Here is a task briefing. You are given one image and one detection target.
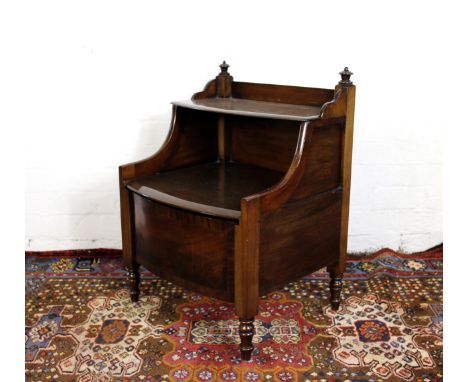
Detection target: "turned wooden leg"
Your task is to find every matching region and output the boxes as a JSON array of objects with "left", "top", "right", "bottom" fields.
[
  {"left": 330, "top": 274, "right": 343, "bottom": 310},
  {"left": 239, "top": 317, "right": 255, "bottom": 361},
  {"left": 127, "top": 264, "right": 140, "bottom": 302},
  {"left": 234, "top": 201, "right": 260, "bottom": 362},
  {"left": 328, "top": 264, "right": 343, "bottom": 311}
]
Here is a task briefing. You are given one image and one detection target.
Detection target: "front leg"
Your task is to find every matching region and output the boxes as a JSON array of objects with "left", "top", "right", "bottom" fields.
[
  {"left": 327, "top": 263, "right": 343, "bottom": 311},
  {"left": 239, "top": 318, "right": 255, "bottom": 361},
  {"left": 235, "top": 286, "right": 258, "bottom": 361},
  {"left": 239, "top": 317, "right": 255, "bottom": 360}
]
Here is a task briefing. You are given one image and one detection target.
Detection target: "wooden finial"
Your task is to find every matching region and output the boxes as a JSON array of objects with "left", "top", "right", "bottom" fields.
[
  {"left": 216, "top": 61, "right": 233, "bottom": 98},
  {"left": 219, "top": 60, "right": 230, "bottom": 75},
  {"left": 339, "top": 67, "right": 353, "bottom": 86}
]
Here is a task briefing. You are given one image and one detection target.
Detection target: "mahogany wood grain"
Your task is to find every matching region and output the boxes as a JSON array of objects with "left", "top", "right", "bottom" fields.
[
  {"left": 320, "top": 88, "right": 348, "bottom": 119},
  {"left": 338, "top": 84, "right": 356, "bottom": 274},
  {"left": 119, "top": 107, "right": 217, "bottom": 183},
  {"left": 217, "top": 115, "right": 232, "bottom": 162},
  {"left": 259, "top": 189, "right": 342, "bottom": 294},
  {"left": 133, "top": 194, "right": 236, "bottom": 301},
  {"left": 119, "top": 63, "right": 356, "bottom": 360},
  {"left": 235, "top": 197, "right": 261, "bottom": 360},
  {"left": 290, "top": 123, "right": 343, "bottom": 200},
  {"left": 230, "top": 116, "right": 299, "bottom": 172},
  {"left": 232, "top": 81, "right": 334, "bottom": 106},
  {"left": 192, "top": 79, "right": 334, "bottom": 106},
  {"left": 192, "top": 79, "right": 216, "bottom": 100},
  {"left": 162, "top": 108, "right": 218, "bottom": 171}
]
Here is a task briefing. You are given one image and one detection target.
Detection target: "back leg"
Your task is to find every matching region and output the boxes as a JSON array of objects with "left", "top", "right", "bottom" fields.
[
  {"left": 127, "top": 263, "right": 140, "bottom": 302},
  {"left": 327, "top": 262, "right": 343, "bottom": 311}
]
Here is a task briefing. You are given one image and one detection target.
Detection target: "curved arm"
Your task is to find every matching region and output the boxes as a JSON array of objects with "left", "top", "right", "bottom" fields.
[
  {"left": 119, "top": 105, "right": 181, "bottom": 183},
  {"left": 117, "top": 108, "right": 184, "bottom": 273},
  {"left": 242, "top": 120, "right": 315, "bottom": 212}
]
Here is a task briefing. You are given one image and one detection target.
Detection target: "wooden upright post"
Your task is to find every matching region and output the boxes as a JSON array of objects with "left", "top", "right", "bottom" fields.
[
  {"left": 328, "top": 67, "right": 356, "bottom": 310},
  {"left": 216, "top": 61, "right": 233, "bottom": 162}
]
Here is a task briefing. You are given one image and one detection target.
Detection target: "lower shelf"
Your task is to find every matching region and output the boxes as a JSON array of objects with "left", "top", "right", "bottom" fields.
[{"left": 126, "top": 162, "right": 284, "bottom": 220}]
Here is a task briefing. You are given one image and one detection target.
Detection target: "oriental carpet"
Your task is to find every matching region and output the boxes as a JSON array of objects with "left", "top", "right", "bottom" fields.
[{"left": 25, "top": 246, "right": 442, "bottom": 382}]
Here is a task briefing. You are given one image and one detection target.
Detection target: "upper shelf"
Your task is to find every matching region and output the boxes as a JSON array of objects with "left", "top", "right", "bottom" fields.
[{"left": 172, "top": 98, "right": 322, "bottom": 121}]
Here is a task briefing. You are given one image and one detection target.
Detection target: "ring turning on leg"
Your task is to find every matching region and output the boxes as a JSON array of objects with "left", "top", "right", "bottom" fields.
[
  {"left": 239, "top": 318, "right": 255, "bottom": 361},
  {"left": 127, "top": 265, "right": 140, "bottom": 302},
  {"left": 329, "top": 272, "right": 343, "bottom": 311}
]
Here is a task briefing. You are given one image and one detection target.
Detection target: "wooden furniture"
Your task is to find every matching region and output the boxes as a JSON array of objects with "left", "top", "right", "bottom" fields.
[{"left": 119, "top": 62, "right": 356, "bottom": 360}]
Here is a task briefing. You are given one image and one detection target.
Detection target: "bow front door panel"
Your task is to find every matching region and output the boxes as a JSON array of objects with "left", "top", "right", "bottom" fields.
[{"left": 133, "top": 194, "right": 236, "bottom": 301}]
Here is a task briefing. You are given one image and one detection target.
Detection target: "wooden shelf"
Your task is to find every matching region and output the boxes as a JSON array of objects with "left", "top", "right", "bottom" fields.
[
  {"left": 172, "top": 98, "right": 322, "bottom": 121},
  {"left": 126, "top": 162, "right": 284, "bottom": 220}
]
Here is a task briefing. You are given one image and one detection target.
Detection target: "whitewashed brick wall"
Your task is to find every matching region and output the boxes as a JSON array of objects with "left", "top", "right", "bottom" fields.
[{"left": 24, "top": 1, "right": 442, "bottom": 252}]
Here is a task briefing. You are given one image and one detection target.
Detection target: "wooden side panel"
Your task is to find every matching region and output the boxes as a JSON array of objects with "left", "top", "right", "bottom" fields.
[
  {"left": 235, "top": 198, "right": 261, "bottom": 318},
  {"left": 291, "top": 124, "right": 343, "bottom": 200},
  {"left": 230, "top": 116, "right": 300, "bottom": 172},
  {"left": 133, "top": 194, "right": 235, "bottom": 301},
  {"left": 259, "top": 190, "right": 342, "bottom": 294},
  {"left": 232, "top": 82, "right": 334, "bottom": 106},
  {"left": 163, "top": 108, "right": 218, "bottom": 170}
]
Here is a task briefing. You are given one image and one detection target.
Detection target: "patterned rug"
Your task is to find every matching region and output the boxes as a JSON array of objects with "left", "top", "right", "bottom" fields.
[{"left": 25, "top": 247, "right": 443, "bottom": 382}]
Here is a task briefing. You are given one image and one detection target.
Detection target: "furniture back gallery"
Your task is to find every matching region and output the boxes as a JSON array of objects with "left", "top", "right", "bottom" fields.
[{"left": 119, "top": 62, "right": 356, "bottom": 360}]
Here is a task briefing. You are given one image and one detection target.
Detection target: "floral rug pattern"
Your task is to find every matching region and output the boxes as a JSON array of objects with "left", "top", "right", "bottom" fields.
[{"left": 25, "top": 247, "right": 442, "bottom": 381}]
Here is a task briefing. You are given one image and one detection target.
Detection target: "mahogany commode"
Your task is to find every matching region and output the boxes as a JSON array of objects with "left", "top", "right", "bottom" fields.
[{"left": 119, "top": 62, "right": 356, "bottom": 360}]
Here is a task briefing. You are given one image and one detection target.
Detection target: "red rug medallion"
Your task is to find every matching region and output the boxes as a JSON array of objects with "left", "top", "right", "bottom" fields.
[{"left": 25, "top": 247, "right": 443, "bottom": 381}]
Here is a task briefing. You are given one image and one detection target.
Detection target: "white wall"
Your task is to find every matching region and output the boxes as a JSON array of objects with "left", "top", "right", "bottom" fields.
[{"left": 23, "top": 1, "right": 443, "bottom": 252}]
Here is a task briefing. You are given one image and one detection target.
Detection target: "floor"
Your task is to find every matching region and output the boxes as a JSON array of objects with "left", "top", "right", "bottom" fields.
[{"left": 25, "top": 246, "right": 442, "bottom": 382}]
